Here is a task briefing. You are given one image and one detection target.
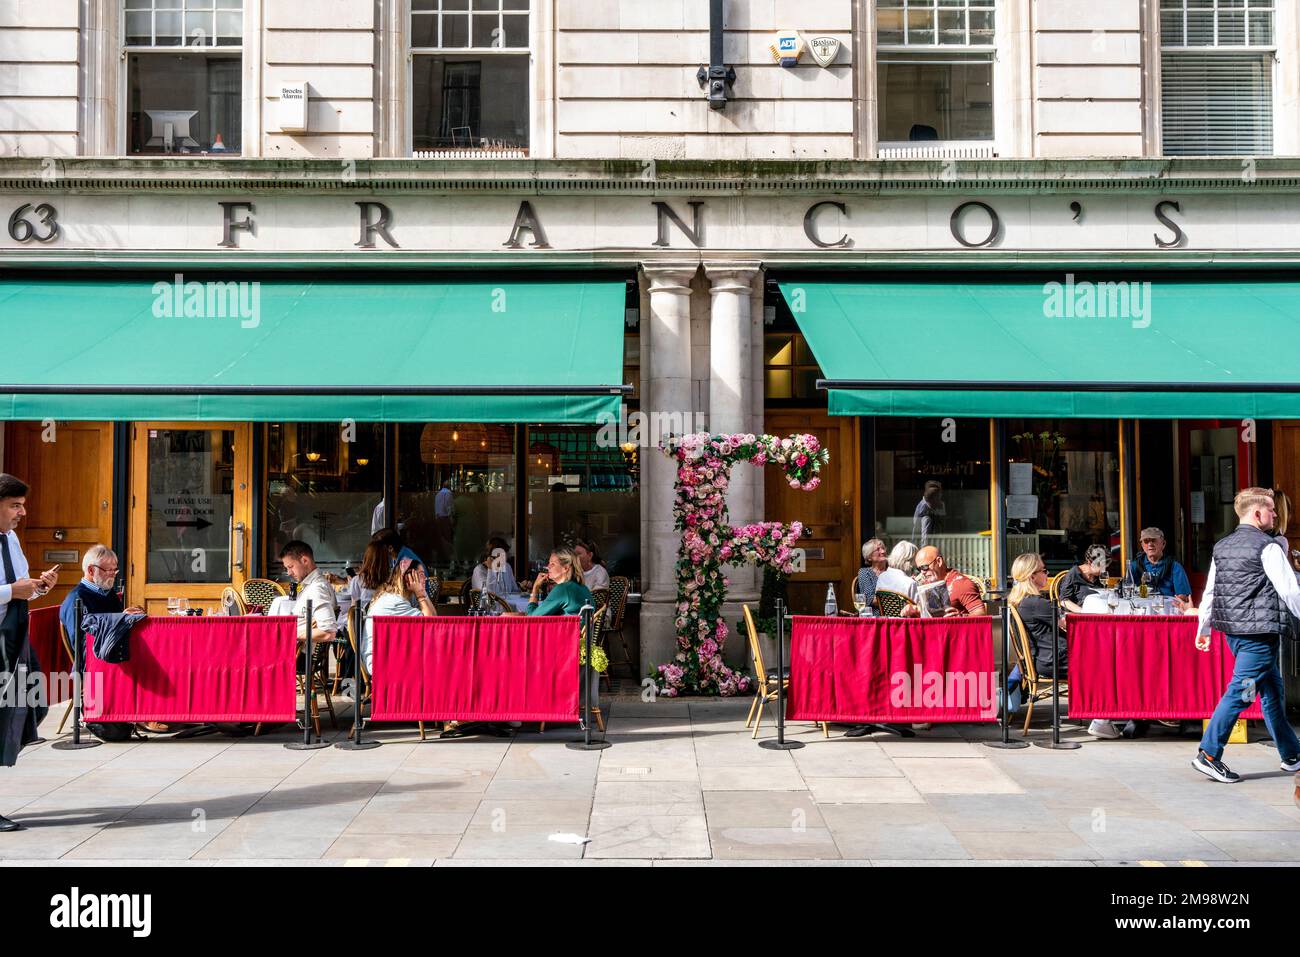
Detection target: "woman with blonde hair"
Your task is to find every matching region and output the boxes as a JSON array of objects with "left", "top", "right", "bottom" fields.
[
  {"left": 524, "top": 547, "right": 593, "bottom": 616},
  {"left": 358, "top": 539, "right": 436, "bottom": 676},
  {"left": 1008, "top": 552, "right": 1066, "bottom": 675}
]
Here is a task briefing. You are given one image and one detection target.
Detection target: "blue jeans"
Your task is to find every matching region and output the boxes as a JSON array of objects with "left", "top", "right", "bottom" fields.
[{"left": 1200, "top": 635, "right": 1300, "bottom": 761}]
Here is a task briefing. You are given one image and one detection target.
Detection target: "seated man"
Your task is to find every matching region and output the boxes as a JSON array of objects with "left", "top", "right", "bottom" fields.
[
  {"left": 279, "top": 540, "right": 338, "bottom": 643},
  {"left": 1127, "top": 526, "right": 1192, "bottom": 604},
  {"left": 58, "top": 545, "right": 143, "bottom": 641},
  {"left": 914, "top": 545, "right": 987, "bottom": 616}
]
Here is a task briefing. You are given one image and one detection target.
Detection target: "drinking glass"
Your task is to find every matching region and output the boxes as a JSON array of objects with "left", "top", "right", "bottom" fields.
[
  {"left": 166, "top": 596, "right": 180, "bottom": 616},
  {"left": 177, "top": 597, "right": 190, "bottom": 615},
  {"left": 1107, "top": 590, "right": 1119, "bottom": 614},
  {"left": 853, "top": 587, "right": 867, "bottom": 617}
]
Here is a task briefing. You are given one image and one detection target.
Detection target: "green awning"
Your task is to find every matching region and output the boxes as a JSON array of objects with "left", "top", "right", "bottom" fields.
[
  {"left": 779, "top": 279, "right": 1300, "bottom": 418},
  {"left": 0, "top": 277, "right": 628, "bottom": 422}
]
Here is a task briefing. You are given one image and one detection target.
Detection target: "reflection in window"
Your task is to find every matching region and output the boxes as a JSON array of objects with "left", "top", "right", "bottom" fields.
[
  {"left": 525, "top": 426, "right": 640, "bottom": 582},
  {"left": 264, "top": 422, "right": 383, "bottom": 577},
  {"left": 397, "top": 423, "right": 516, "bottom": 579},
  {"left": 1006, "top": 420, "right": 1119, "bottom": 574},
  {"left": 127, "top": 53, "right": 242, "bottom": 154},
  {"left": 875, "top": 418, "right": 991, "bottom": 579}
]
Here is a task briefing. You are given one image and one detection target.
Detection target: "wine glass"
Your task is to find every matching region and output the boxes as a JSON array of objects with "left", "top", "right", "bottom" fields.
[
  {"left": 166, "top": 596, "right": 180, "bottom": 616},
  {"left": 1107, "top": 589, "right": 1120, "bottom": 614},
  {"left": 177, "top": 597, "right": 190, "bottom": 616},
  {"left": 853, "top": 586, "right": 867, "bottom": 617}
]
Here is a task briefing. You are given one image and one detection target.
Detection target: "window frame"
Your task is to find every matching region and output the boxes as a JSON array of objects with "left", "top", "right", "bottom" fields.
[
  {"left": 408, "top": 0, "right": 533, "bottom": 157},
  {"left": 874, "top": 0, "right": 997, "bottom": 153},
  {"left": 119, "top": 0, "right": 247, "bottom": 157}
]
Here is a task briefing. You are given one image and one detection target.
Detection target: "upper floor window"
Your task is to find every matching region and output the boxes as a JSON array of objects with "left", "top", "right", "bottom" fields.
[
  {"left": 876, "top": 1, "right": 995, "bottom": 153},
  {"left": 1160, "top": 0, "right": 1274, "bottom": 156},
  {"left": 124, "top": 0, "right": 243, "bottom": 155},
  {"left": 411, "top": 0, "right": 530, "bottom": 158}
]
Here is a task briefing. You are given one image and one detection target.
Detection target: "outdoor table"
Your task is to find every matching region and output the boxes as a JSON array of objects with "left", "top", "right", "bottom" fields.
[
  {"left": 1066, "top": 614, "right": 1264, "bottom": 720},
  {"left": 1081, "top": 592, "right": 1173, "bottom": 615},
  {"left": 81, "top": 615, "right": 298, "bottom": 723},
  {"left": 786, "top": 615, "right": 998, "bottom": 724},
  {"left": 369, "top": 615, "right": 580, "bottom": 723}
]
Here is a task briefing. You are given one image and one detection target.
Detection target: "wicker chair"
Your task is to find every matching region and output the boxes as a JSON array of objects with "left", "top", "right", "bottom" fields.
[
  {"left": 467, "top": 589, "right": 513, "bottom": 615},
  {"left": 221, "top": 586, "right": 247, "bottom": 616},
  {"left": 242, "top": 578, "right": 286, "bottom": 611},
  {"left": 1048, "top": 570, "right": 1069, "bottom": 603},
  {"left": 742, "top": 605, "right": 827, "bottom": 739},
  {"left": 1008, "top": 604, "right": 1067, "bottom": 736},
  {"left": 604, "top": 576, "right": 634, "bottom": 676},
  {"left": 876, "top": 589, "right": 918, "bottom": 618},
  {"left": 56, "top": 622, "right": 76, "bottom": 735}
]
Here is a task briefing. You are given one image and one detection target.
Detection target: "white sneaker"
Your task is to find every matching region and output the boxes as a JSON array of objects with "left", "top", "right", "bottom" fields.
[
  {"left": 1281, "top": 754, "right": 1300, "bottom": 773},
  {"left": 1088, "top": 719, "right": 1121, "bottom": 739}
]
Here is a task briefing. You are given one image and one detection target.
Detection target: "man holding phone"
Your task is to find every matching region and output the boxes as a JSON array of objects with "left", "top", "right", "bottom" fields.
[{"left": 0, "top": 473, "right": 57, "bottom": 831}]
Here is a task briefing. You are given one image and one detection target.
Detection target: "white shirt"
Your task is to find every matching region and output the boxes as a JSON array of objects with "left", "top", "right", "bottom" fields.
[
  {"left": 875, "top": 567, "right": 920, "bottom": 604},
  {"left": 472, "top": 562, "right": 521, "bottom": 595},
  {"left": 292, "top": 567, "right": 338, "bottom": 640},
  {"left": 0, "top": 529, "right": 30, "bottom": 623},
  {"left": 581, "top": 563, "right": 610, "bottom": 593},
  {"left": 1197, "top": 525, "right": 1300, "bottom": 636},
  {"left": 361, "top": 590, "right": 423, "bottom": 675},
  {"left": 434, "top": 488, "right": 454, "bottom": 518}
]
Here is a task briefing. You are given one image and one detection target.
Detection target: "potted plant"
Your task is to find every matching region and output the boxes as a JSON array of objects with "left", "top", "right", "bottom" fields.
[{"left": 578, "top": 639, "right": 609, "bottom": 700}]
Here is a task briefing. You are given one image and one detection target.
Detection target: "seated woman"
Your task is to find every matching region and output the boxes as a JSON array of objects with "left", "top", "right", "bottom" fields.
[
  {"left": 471, "top": 536, "right": 522, "bottom": 596},
  {"left": 1008, "top": 553, "right": 1066, "bottom": 675},
  {"left": 358, "top": 538, "right": 435, "bottom": 676},
  {"left": 857, "top": 538, "right": 887, "bottom": 610},
  {"left": 575, "top": 538, "right": 610, "bottom": 593},
  {"left": 1059, "top": 544, "right": 1109, "bottom": 615},
  {"left": 874, "top": 540, "right": 921, "bottom": 617},
  {"left": 524, "top": 547, "right": 593, "bottom": 616}
]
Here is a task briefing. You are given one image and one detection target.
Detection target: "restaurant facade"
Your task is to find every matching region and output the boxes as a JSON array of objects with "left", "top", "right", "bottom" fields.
[{"left": 3, "top": 1, "right": 1300, "bottom": 697}]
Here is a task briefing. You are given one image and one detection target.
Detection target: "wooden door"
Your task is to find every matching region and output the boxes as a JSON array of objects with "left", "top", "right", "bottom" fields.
[
  {"left": 127, "top": 423, "right": 253, "bottom": 616},
  {"left": 1272, "top": 421, "right": 1300, "bottom": 556},
  {"left": 2, "top": 422, "right": 115, "bottom": 611},
  {"left": 764, "top": 410, "right": 859, "bottom": 614}
]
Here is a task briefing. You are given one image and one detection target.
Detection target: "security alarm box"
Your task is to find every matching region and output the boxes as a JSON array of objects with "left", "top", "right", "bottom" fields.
[{"left": 277, "top": 81, "right": 309, "bottom": 132}]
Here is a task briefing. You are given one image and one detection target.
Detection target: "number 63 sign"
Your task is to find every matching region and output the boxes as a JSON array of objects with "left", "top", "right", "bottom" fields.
[{"left": 8, "top": 203, "right": 60, "bottom": 243}]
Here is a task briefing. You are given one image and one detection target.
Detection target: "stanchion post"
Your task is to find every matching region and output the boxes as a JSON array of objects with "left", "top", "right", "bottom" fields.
[
  {"left": 336, "top": 599, "right": 379, "bottom": 750},
  {"left": 568, "top": 603, "right": 611, "bottom": 751},
  {"left": 759, "top": 598, "right": 803, "bottom": 751},
  {"left": 53, "top": 597, "right": 101, "bottom": 750},
  {"left": 1036, "top": 600, "right": 1080, "bottom": 750},
  {"left": 287, "top": 598, "right": 329, "bottom": 750},
  {"left": 983, "top": 591, "right": 1028, "bottom": 750}
]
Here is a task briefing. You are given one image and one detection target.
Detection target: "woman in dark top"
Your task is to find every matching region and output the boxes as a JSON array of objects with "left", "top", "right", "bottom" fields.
[
  {"left": 1059, "top": 544, "right": 1109, "bottom": 613},
  {"left": 1008, "top": 553, "right": 1066, "bottom": 674}
]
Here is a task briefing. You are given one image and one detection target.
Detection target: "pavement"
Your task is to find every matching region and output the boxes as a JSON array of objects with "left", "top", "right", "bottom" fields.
[{"left": 1, "top": 695, "right": 1297, "bottom": 866}]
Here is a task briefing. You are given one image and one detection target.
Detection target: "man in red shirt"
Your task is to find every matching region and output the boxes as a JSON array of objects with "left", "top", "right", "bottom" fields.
[{"left": 914, "top": 545, "right": 987, "bottom": 617}]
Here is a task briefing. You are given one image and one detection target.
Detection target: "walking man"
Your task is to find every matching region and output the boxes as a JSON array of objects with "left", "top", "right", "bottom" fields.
[
  {"left": 1194, "top": 487, "right": 1300, "bottom": 783},
  {"left": 0, "top": 473, "right": 58, "bottom": 830}
]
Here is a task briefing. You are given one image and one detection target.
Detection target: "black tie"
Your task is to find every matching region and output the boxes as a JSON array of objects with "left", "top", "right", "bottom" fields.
[{"left": 0, "top": 534, "right": 14, "bottom": 585}]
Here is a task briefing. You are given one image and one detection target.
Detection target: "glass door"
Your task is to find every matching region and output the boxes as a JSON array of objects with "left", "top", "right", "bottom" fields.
[
  {"left": 127, "top": 423, "right": 253, "bottom": 615},
  {"left": 1179, "top": 419, "right": 1253, "bottom": 591}
]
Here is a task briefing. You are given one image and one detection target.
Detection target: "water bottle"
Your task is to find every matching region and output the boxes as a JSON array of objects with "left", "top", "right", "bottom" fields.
[{"left": 824, "top": 583, "right": 838, "bottom": 617}]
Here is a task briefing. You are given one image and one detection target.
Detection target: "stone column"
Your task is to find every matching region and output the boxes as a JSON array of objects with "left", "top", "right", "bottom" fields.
[
  {"left": 639, "top": 262, "right": 700, "bottom": 674},
  {"left": 705, "top": 262, "right": 763, "bottom": 665}
]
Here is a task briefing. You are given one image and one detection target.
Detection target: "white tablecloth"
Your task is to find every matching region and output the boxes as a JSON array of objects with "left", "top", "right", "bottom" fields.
[{"left": 1080, "top": 592, "right": 1170, "bottom": 615}]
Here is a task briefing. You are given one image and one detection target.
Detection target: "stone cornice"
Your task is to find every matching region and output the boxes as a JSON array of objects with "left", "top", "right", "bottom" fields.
[{"left": 1, "top": 157, "right": 1298, "bottom": 195}]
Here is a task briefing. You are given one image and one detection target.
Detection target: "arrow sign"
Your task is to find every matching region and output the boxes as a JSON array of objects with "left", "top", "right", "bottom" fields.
[{"left": 166, "top": 518, "right": 213, "bottom": 531}]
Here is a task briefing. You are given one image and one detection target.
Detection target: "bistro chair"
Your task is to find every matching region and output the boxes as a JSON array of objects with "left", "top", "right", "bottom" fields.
[
  {"left": 1047, "top": 571, "right": 1068, "bottom": 603},
  {"left": 242, "top": 578, "right": 286, "bottom": 611},
  {"left": 345, "top": 602, "right": 426, "bottom": 742},
  {"left": 540, "top": 606, "right": 606, "bottom": 733},
  {"left": 875, "top": 589, "right": 917, "bottom": 618},
  {"left": 425, "top": 571, "right": 441, "bottom": 604},
  {"left": 221, "top": 586, "right": 247, "bottom": 616},
  {"left": 589, "top": 588, "right": 612, "bottom": 690},
  {"left": 56, "top": 622, "right": 76, "bottom": 735},
  {"left": 295, "top": 631, "right": 339, "bottom": 737},
  {"left": 605, "top": 576, "right": 634, "bottom": 676},
  {"left": 1007, "top": 604, "right": 1067, "bottom": 736},
  {"left": 742, "top": 604, "right": 828, "bottom": 740}
]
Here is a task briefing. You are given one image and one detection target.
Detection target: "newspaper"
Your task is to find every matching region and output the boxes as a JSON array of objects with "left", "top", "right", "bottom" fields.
[{"left": 917, "top": 580, "right": 950, "bottom": 618}]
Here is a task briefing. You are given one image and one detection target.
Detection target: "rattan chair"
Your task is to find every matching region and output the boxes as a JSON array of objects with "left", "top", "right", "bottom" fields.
[
  {"left": 742, "top": 605, "right": 828, "bottom": 740},
  {"left": 56, "top": 622, "right": 76, "bottom": 735},
  {"left": 467, "top": 589, "right": 513, "bottom": 615},
  {"left": 540, "top": 606, "right": 606, "bottom": 733},
  {"left": 604, "top": 576, "right": 634, "bottom": 676},
  {"left": 1047, "top": 570, "right": 1069, "bottom": 603},
  {"left": 221, "top": 586, "right": 247, "bottom": 616},
  {"left": 588, "top": 588, "right": 612, "bottom": 689},
  {"left": 1008, "top": 604, "right": 1068, "bottom": 736},
  {"left": 242, "top": 578, "right": 286, "bottom": 610},
  {"left": 876, "top": 589, "right": 918, "bottom": 618}
]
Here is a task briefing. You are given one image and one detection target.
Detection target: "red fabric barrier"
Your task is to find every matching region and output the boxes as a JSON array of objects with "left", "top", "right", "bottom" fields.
[
  {"left": 82, "top": 616, "right": 298, "bottom": 722},
  {"left": 27, "top": 606, "right": 71, "bottom": 704},
  {"left": 370, "top": 616, "right": 580, "bottom": 722},
  {"left": 1067, "top": 615, "right": 1265, "bottom": 720},
  {"left": 787, "top": 616, "right": 998, "bottom": 723}
]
